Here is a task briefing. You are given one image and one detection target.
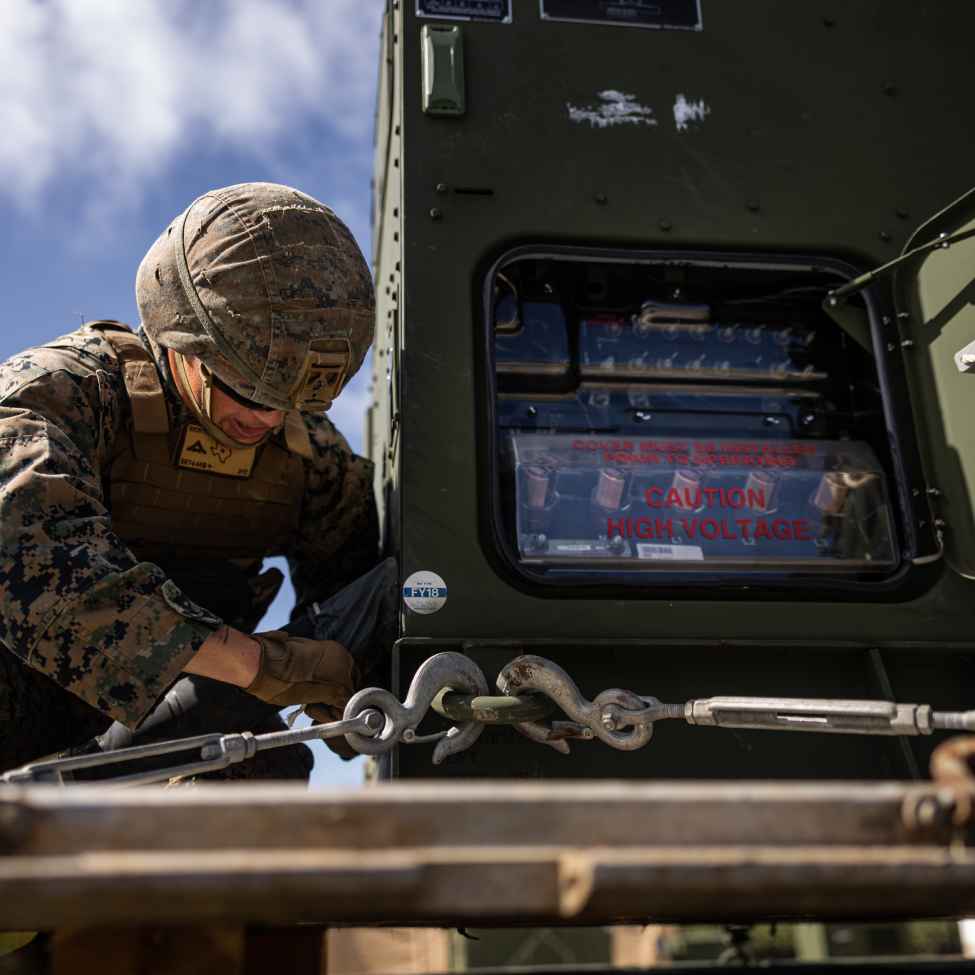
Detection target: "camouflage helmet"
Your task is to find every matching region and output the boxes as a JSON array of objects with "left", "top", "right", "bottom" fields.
[{"left": 136, "top": 182, "right": 375, "bottom": 413}]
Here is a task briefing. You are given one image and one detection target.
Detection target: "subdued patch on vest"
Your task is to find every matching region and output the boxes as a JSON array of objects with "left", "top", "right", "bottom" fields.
[{"left": 176, "top": 423, "right": 256, "bottom": 478}]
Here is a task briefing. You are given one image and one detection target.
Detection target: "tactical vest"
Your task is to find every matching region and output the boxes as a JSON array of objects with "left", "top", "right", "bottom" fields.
[{"left": 93, "top": 322, "right": 312, "bottom": 566}]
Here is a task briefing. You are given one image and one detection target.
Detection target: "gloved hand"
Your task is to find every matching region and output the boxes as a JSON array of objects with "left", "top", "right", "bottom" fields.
[
  {"left": 245, "top": 631, "right": 359, "bottom": 711},
  {"left": 304, "top": 703, "right": 344, "bottom": 724},
  {"left": 306, "top": 701, "right": 361, "bottom": 761}
]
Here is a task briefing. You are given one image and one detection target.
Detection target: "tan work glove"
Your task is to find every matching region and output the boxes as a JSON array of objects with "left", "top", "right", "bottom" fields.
[
  {"left": 245, "top": 631, "right": 359, "bottom": 711},
  {"left": 309, "top": 701, "right": 360, "bottom": 760}
]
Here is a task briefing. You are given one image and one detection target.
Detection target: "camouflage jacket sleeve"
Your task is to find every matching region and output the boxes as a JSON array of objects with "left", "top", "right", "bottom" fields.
[
  {"left": 0, "top": 329, "right": 220, "bottom": 728},
  {"left": 287, "top": 413, "right": 380, "bottom": 617}
]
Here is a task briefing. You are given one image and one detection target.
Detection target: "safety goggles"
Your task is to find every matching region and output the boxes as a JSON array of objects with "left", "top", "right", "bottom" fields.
[
  {"left": 186, "top": 337, "right": 351, "bottom": 416},
  {"left": 210, "top": 372, "right": 280, "bottom": 413}
]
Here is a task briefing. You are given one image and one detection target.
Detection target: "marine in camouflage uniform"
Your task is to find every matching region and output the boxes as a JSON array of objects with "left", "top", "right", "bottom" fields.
[{"left": 0, "top": 184, "right": 379, "bottom": 778}]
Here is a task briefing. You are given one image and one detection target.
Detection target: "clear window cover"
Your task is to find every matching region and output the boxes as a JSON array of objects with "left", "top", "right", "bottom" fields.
[
  {"left": 490, "top": 251, "right": 907, "bottom": 586},
  {"left": 506, "top": 435, "right": 897, "bottom": 572}
]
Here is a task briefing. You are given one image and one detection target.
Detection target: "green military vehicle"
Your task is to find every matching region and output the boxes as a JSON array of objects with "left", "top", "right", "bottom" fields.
[{"left": 369, "top": 0, "right": 975, "bottom": 784}]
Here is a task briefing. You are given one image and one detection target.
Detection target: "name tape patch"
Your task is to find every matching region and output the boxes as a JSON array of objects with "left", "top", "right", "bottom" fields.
[
  {"left": 177, "top": 424, "right": 256, "bottom": 478},
  {"left": 403, "top": 571, "right": 448, "bottom": 614}
]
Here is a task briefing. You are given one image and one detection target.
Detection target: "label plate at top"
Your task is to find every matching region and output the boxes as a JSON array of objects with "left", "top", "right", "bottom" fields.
[
  {"left": 417, "top": 0, "right": 512, "bottom": 22},
  {"left": 540, "top": 0, "right": 702, "bottom": 30}
]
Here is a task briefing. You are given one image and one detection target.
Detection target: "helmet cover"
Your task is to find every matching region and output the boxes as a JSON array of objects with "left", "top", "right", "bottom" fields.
[{"left": 136, "top": 183, "right": 375, "bottom": 412}]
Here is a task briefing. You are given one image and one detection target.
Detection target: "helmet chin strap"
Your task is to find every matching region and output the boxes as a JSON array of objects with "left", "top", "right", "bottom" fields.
[{"left": 173, "top": 353, "right": 277, "bottom": 450}]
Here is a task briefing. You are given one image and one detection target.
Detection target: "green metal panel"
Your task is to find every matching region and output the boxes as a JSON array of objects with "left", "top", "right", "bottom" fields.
[
  {"left": 893, "top": 189, "right": 975, "bottom": 579},
  {"left": 369, "top": 0, "right": 975, "bottom": 780}
]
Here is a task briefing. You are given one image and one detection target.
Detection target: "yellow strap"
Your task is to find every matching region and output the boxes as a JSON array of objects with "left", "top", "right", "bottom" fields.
[
  {"left": 121, "top": 358, "right": 170, "bottom": 434},
  {"left": 92, "top": 322, "right": 170, "bottom": 434}
]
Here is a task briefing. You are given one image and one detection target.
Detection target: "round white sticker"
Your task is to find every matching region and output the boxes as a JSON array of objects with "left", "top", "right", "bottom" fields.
[{"left": 402, "top": 571, "right": 447, "bottom": 614}]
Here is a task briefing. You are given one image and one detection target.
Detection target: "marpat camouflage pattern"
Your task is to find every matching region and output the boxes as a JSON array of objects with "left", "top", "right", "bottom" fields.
[{"left": 0, "top": 324, "right": 378, "bottom": 730}]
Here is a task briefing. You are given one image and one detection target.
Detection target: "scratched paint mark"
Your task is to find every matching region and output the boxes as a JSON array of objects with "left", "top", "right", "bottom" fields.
[
  {"left": 673, "top": 93, "right": 710, "bottom": 132},
  {"left": 567, "top": 90, "right": 657, "bottom": 129}
]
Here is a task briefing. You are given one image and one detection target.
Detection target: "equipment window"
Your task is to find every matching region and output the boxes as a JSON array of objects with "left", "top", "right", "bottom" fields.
[{"left": 484, "top": 248, "right": 913, "bottom": 591}]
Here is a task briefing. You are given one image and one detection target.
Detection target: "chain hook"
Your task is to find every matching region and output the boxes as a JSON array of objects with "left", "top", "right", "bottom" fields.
[
  {"left": 497, "top": 655, "right": 656, "bottom": 752},
  {"left": 344, "top": 651, "right": 489, "bottom": 763}
]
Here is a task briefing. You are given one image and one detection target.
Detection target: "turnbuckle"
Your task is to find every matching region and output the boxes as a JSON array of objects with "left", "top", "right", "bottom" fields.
[
  {"left": 421, "top": 653, "right": 975, "bottom": 757},
  {"left": 10, "top": 648, "right": 975, "bottom": 786},
  {"left": 2, "top": 710, "right": 385, "bottom": 788}
]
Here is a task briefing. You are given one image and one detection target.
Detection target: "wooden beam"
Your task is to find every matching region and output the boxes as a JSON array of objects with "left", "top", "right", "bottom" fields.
[{"left": 0, "top": 781, "right": 969, "bottom": 928}]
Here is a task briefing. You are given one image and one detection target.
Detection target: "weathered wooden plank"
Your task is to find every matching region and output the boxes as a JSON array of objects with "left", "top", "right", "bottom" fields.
[
  {"left": 561, "top": 845, "right": 975, "bottom": 921},
  {"left": 0, "top": 780, "right": 919, "bottom": 855},
  {"left": 0, "top": 848, "right": 562, "bottom": 928},
  {"left": 1, "top": 844, "right": 974, "bottom": 928},
  {"left": 0, "top": 781, "right": 969, "bottom": 928}
]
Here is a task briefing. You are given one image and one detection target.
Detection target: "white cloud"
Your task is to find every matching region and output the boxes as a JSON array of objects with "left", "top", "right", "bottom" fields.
[{"left": 0, "top": 0, "right": 384, "bottom": 206}]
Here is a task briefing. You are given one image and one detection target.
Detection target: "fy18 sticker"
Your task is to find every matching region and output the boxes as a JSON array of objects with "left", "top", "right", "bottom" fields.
[{"left": 402, "top": 571, "right": 447, "bottom": 614}]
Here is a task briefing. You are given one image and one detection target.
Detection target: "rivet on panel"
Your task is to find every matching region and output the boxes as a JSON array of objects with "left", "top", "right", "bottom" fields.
[
  {"left": 430, "top": 208, "right": 442, "bottom": 220},
  {"left": 437, "top": 183, "right": 448, "bottom": 194},
  {"left": 659, "top": 219, "right": 672, "bottom": 231},
  {"left": 879, "top": 230, "right": 892, "bottom": 241},
  {"left": 594, "top": 191, "right": 607, "bottom": 204},
  {"left": 747, "top": 200, "right": 760, "bottom": 212}
]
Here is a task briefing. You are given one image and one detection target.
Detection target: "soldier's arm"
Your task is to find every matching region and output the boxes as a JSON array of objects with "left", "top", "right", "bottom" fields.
[
  {"left": 183, "top": 624, "right": 260, "bottom": 685},
  {"left": 287, "top": 413, "right": 380, "bottom": 619},
  {"left": 0, "top": 351, "right": 222, "bottom": 728}
]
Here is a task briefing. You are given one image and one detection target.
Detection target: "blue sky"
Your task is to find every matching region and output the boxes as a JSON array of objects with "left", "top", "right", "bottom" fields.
[{"left": 0, "top": 0, "right": 387, "bottom": 787}]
